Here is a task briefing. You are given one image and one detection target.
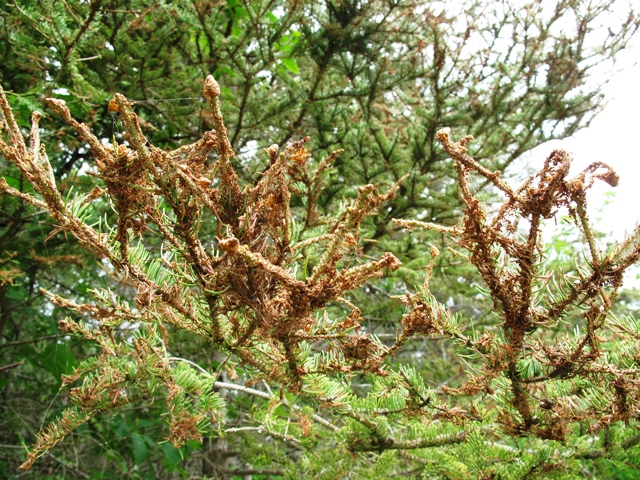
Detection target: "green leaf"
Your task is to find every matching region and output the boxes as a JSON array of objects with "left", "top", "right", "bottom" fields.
[
  {"left": 266, "top": 11, "right": 278, "bottom": 23},
  {"left": 40, "top": 342, "right": 78, "bottom": 378},
  {"left": 111, "top": 414, "right": 130, "bottom": 440},
  {"left": 137, "top": 419, "right": 156, "bottom": 429},
  {"left": 131, "top": 433, "right": 148, "bottom": 466},
  {"left": 2, "top": 176, "right": 21, "bottom": 189},
  {"left": 214, "top": 65, "right": 238, "bottom": 79},
  {"left": 161, "top": 442, "right": 182, "bottom": 470},
  {"left": 5, "top": 285, "right": 28, "bottom": 300},
  {"left": 281, "top": 58, "right": 300, "bottom": 74}
]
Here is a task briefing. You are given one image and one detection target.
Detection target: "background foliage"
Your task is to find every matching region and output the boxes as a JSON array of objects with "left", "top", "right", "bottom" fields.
[{"left": 1, "top": 0, "right": 639, "bottom": 478}]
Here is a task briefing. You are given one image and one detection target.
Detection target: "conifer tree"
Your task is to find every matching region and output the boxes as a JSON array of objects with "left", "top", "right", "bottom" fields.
[{"left": 1, "top": 0, "right": 639, "bottom": 477}]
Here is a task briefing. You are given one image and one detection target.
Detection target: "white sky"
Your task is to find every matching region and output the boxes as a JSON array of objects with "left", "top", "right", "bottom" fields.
[{"left": 519, "top": 33, "right": 640, "bottom": 242}]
